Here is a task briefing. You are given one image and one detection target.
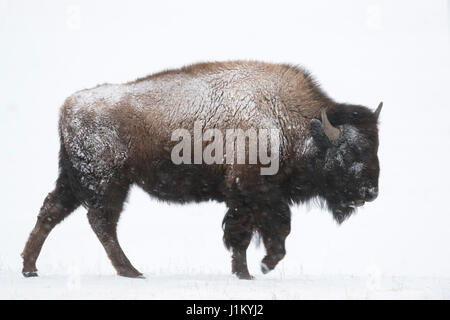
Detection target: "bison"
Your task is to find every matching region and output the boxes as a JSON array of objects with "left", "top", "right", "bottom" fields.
[{"left": 22, "top": 61, "right": 382, "bottom": 279}]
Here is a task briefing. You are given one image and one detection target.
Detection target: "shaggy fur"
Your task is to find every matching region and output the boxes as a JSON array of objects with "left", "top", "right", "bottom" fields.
[{"left": 22, "top": 61, "right": 381, "bottom": 279}]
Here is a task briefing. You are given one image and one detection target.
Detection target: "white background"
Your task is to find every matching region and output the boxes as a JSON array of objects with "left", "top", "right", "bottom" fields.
[{"left": 1, "top": 0, "right": 450, "bottom": 299}]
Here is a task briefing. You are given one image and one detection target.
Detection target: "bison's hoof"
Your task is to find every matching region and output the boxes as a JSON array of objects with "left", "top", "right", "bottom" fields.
[
  {"left": 22, "top": 271, "right": 38, "bottom": 278},
  {"left": 261, "top": 262, "right": 271, "bottom": 274},
  {"left": 234, "top": 272, "right": 255, "bottom": 280},
  {"left": 119, "top": 273, "right": 145, "bottom": 279},
  {"left": 118, "top": 270, "right": 145, "bottom": 279}
]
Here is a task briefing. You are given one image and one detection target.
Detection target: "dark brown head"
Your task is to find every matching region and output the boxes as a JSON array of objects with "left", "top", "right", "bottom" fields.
[{"left": 309, "top": 102, "right": 382, "bottom": 223}]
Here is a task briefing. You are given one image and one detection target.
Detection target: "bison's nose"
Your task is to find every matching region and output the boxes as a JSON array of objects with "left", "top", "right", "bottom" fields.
[{"left": 365, "top": 187, "right": 378, "bottom": 202}]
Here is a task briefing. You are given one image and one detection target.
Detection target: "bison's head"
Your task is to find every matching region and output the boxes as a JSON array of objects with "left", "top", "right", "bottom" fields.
[{"left": 309, "top": 102, "right": 382, "bottom": 223}]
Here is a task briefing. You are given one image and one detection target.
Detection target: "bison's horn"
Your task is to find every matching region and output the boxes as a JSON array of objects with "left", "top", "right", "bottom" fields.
[
  {"left": 374, "top": 102, "right": 383, "bottom": 119},
  {"left": 321, "top": 108, "right": 341, "bottom": 141}
]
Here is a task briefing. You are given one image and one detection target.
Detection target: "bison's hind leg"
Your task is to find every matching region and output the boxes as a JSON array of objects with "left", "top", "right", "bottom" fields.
[
  {"left": 85, "top": 175, "right": 143, "bottom": 278},
  {"left": 86, "top": 206, "right": 143, "bottom": 278},
  {"left": 22, "top": 161, "right": 81, "bottom": 277}
]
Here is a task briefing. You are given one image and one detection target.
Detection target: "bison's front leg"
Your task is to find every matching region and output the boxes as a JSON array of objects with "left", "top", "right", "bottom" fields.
[
  {"left": 222, "top": 207, "right": 255, "bottom": 280},
  {"left": 257, "top": 202, "right": 291, "bottom": 274}
]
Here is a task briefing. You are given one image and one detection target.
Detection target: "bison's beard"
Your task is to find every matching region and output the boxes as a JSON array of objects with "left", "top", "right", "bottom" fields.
[
  {"left": 328, "top": 202, "right": 357, "bottom": 224},
  {"left": 310, "top": 196, "right": 358, "bottom": 224}
]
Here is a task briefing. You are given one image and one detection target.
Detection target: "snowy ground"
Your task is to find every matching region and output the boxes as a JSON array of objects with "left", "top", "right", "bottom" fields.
[
  {"left": 3, "top": 272, "right": 450, "bottom": 300},
  {"left": 2, "top": 196, "right": 450, "bottom": 300},
  {"left": 1, "top": 0, "right": 450, "bottom": 299}
]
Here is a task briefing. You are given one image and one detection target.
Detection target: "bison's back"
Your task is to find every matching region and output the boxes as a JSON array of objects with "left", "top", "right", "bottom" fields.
[{"left": 57, "top": 61, "right": 320, "bottom": 206}]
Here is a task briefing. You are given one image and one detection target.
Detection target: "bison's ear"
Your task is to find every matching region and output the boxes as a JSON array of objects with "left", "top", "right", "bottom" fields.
[{"left": 310, "top": 119, "right": 332, "bottom": 148}]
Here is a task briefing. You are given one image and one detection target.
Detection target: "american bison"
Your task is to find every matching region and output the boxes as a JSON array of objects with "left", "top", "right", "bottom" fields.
[{"left": 22, "top": 61, "right": 382, "bottom": 279}]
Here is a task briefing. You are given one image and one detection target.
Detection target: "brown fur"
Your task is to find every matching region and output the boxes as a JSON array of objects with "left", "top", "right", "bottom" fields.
[{"left": 22, "top": 61, "right": 381, "bottom": 279}]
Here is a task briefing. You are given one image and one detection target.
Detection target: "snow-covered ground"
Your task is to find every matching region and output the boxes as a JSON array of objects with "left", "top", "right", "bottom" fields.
[
  {"left": 3, "top": 272, "right": 450, "bottom": 299},
  {"left": 1, "top": 0, "right": 450, "bottom": 299}
]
